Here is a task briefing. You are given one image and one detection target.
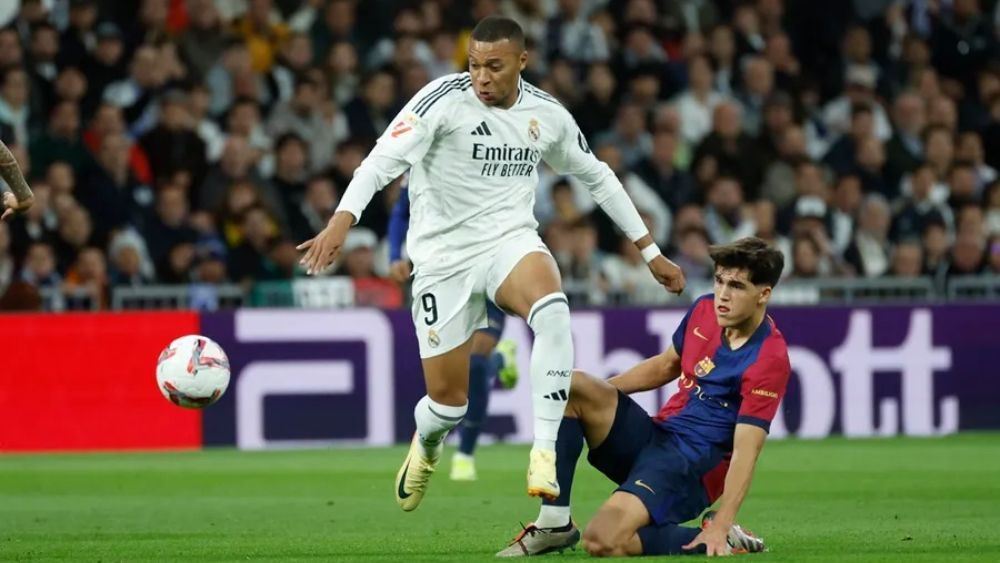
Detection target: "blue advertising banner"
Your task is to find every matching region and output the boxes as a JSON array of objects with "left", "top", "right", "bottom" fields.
[{"left": 200, "top": 303, "right": 998, "bottom": 449}]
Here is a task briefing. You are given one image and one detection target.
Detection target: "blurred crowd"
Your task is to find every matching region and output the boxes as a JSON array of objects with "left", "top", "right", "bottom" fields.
[{"left": 0, "top": 0, "right": 997, "bottom": 309}]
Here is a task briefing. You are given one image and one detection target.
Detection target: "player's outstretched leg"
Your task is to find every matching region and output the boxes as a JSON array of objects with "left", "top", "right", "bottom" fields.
[
  {"left": 493, "top": 247, "right": 573, "bottom": 499},
  {"left": 497, "top": 371, "right": 620, "bottom": 557},
  {"left": 397, "top": 339, "right": 471, "bottom": 511}
]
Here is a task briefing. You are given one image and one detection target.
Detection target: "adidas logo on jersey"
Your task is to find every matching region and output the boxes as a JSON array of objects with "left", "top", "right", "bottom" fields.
[
  {"left": 542, "top": 389, "right": 569, "bottom": 401},
  {"left": 470, "top": 121, "right": 492, "bottom": 136}
]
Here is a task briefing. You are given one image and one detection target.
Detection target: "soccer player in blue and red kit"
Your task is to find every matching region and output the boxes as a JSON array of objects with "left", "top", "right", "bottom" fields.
[{"left": 497, "top": 237, "right": 789, "bottom": 557}]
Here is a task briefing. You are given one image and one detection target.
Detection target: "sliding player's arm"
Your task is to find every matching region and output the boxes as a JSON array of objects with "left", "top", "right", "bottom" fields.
[
  {"left": 299, "top": 76, "right": 457, "bottom": 274},
  {"left": 0, "top": 141, "right": 33, "bottom": 220},
  {"left": 686, "top": 350, "right": 791, "bottom": 555},
  {"left": 607, "top": 345, "right": 682, "bottom": 394},
  {"left": 541, "top": 110, "right": 685, "bottom": 294},
  {"left": 387, "top": 186, "right": 412, "bottom": 283}
]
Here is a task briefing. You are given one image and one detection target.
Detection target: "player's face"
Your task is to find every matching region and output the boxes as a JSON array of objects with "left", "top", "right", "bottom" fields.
[
  {"left": 712, "top": 267, "right": 770, "bottom": 328},
  {"left": 468, "top": 39, "right": 527, "bottom": 108}
]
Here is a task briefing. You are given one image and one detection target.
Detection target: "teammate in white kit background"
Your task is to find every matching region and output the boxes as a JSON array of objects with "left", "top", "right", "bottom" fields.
[{"left": 298, "top": 16, "right": 686, "bottom": 511}]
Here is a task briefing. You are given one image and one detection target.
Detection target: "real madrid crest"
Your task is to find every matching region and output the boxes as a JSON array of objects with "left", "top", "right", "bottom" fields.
[
  {"left": 528, "top": 118, "right": 540, "bottom": 142},
  {"left": 694, "top": 356, "right": 716, "bottom": 378},
  {"left": 428, "top": 329, "right": 440, "bottom": 348}
]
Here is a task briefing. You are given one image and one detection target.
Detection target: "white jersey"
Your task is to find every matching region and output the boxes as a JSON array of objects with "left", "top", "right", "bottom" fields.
[{"left": 338, "top": 72, "right": 644, "bottom": 276}]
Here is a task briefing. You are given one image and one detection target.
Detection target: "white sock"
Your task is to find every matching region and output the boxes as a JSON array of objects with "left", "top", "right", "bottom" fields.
[
  {"left": 414, "top": 395, "right": 467, "bottom": 458},
  {"left": 527, "top": 292, "right": 573, "bottom": 452},
  {"left": 536, "top": 505, "right": 572, "bottom": 529}
]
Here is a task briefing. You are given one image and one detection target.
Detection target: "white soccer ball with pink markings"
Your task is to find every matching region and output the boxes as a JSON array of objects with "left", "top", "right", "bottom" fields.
[{"left": 156, "top": 335, "right": 231, "bottom": 409}]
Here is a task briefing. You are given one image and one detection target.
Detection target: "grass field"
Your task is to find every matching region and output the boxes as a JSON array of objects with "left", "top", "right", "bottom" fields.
[{"left": 2, "top": 434, "right": 999, "bottom": 562}]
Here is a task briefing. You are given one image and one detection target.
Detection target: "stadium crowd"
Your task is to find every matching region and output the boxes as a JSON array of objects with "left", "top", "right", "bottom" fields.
[{"left": 0, "top": 0, "right": 997, "bottom": 309}]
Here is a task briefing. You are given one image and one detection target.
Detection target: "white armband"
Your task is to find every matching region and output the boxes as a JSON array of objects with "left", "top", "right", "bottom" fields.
[{"left": 640, "top": 243, "right": 661, "bottom": 263}]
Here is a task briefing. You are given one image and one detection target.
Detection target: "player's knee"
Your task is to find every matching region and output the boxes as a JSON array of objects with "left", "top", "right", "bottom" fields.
[
  {"left": 526, "top": 292, "right": 570, "bottom": 335},
  {"left": 582, "top": 526, "right": 625, "bottom": 557},
  {"left": 426, "top": 386, "right": 468, "bottom": 408}
]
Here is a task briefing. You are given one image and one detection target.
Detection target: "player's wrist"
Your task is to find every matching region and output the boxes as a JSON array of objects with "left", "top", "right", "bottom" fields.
[{"left": 639, "top": 242, "right": 661, "bottom": 264}]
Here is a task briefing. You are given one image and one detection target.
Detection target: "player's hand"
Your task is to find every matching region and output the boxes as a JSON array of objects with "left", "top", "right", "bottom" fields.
[
  {"left": 683, "top": 524, "right": 732, "bottom": 557},
  {"left": 297, "top": 211, "right": 353, "bottom": 275},
  {"left": 647, "top": 255, "right": 686, "bottom": 295},
  {"left": 389, "top": 260, "right": 412, "bottom": 284},
  {"left": 1, "top": 191, "right": 32, "bottom": 221}
]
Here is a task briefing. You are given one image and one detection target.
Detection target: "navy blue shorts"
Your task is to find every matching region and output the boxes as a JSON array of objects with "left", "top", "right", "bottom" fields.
[
  {"left": 478, "top": 301, "right": 506, "bottom": 340},
  {"left": 587, "top": 391, "right": 714, "bottom": 526}
]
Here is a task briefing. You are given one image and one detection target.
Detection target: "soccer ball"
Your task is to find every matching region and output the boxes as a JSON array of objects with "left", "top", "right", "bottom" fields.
[{"left": 156, "top": 335, "right": 231, "bottom": 409}]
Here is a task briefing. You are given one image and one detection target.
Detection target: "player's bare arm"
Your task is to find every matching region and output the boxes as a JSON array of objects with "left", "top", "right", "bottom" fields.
[
  {"left": 0, "top": 141, "right": 33, "bottom": 220},
  {"left": 684, "top": 423, "right": 768, "bottom": 556},
  {"left": 606, "top": 345, "right": 682, "bottom": 394}
]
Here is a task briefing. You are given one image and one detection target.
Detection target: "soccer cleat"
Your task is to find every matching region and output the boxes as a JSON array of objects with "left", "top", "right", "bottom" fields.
[
  {"left": 395, "top": 433, "right": 443, "bottom": 511},
  {"left": 701, "top": 511, "right": 767, "bottom": 554},
  {"left": 496, "top": 521, "right": 581, "bottom": 557},
  {"left": 526, "top": 448, "right": 560, "bottom": 500},
  {"left": 450, "top": 452, "right": 477, "bottom": 481},
  {"left": 495, "top": 340, "right": 519, "bottom": 389}
]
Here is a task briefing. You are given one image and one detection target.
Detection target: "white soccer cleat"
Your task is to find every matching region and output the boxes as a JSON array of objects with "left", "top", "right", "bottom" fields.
[
  {"left": 496, "top": 521, "right": 580, "bottom": 557},
  {"left": 450, "top": 452, "right": 477, "bottom": 481},
  {"left": 701, "top": 511, "right": 767, "bottom": 554},
  {"left": 395, "top": 433, "right": 443, "bottom": 511},
  {"left": 526, "top": 448, "right": 560, "bottom": 500}
]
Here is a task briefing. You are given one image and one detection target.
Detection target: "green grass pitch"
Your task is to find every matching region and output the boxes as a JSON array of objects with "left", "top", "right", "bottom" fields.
[{"left": 2, "top": 434, "right": 999, "bottom": 561}]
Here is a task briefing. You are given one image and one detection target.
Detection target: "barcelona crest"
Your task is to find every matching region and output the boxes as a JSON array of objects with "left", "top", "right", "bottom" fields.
[{"left": 694, "top": 356, "right": 716, "bottom": 378}]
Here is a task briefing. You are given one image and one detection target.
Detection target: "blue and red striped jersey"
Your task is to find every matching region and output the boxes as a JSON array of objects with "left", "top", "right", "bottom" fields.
[{"left": 655, "top": 294, "right": 791, "bottom": 464}]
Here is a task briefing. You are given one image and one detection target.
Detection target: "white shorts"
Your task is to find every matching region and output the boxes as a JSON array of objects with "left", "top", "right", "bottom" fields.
[{"left": 411, "top": 229, "right": 550, "bottom": 358}]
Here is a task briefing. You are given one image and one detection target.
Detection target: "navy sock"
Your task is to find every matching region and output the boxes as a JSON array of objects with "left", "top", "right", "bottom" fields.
[
  {"left": 458, "top": 354, "right": 490, "bottom": 455},
  {"left": 542, "top": 417, "right": 584, "bottom": 508},
  {"left": 490, "top": 350, "right": 504, "bottom": 373},
  {"left": 637, "top": 524, "right": 703, "bottom": 555}
]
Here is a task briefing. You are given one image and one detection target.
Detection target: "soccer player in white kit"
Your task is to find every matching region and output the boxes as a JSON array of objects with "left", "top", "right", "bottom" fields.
[{"left": 298, "top": 16, "right": 686, "bottom": 511}]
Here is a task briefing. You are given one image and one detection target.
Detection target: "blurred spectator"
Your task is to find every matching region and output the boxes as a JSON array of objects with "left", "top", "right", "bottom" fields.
[
  {"left": 948, "top": 160, "right": 981, "bottom": 208},
  {"left": 845, "top": 194, "right": 893, "bottom": 277},
  {"left": 669, "top": 226, "right": 713, "bottom": 282},
  {"left": 80, "top": 22, "right": 127, "bottom": 116},
  {"left": 930, "top": 0, "right": 996, "bottom": 96},
  {"left": 888, "top": 239, "right": 925, "bottom": 278},
  {"left": 200, "top": 136, "right": 286, "bottom": 231},
  {"left": 228, "top": 205, "right": 281, "bottom": 283},
  {"left": 269, "top": 132, "right": 309, "bottom": 222},
  {"left": 21, "top": 241, "right": 61, "bottom": 288},
  {"left": 632, "top": 128, "right": 695, "bottom": 211},
  {"left": 53, "top": 204, "right": 93, "bottom": 272},
  {"left": 178, "top": 0, "right": 228, "bottom": 81},
  {"left": 58, "top": 0, "right": 98, "bottom": 69},
  {"left": 761, "top": 127, "right": 808, "bottom": 209},
  {"left": 823, "top": 102, "right": 876, "bottom": 174},
  {"left": 704, "top": 176, "right": 755, "bottom": 245},
  {"left": 788, "top": 234, "right": 822, "bottom": 279},
  {"left": 108, "top": 230, "right": 153, "bottom": 287},
  {"left": 590, "top": 143, "right": 670, "bottom": 247},
  {"left": 672, "top": 54, "right": 725, "bottom": 146},
  {"left": 268, "top": 32, "right": 317, "bottom": 103},
  {"left": 692, "top": 102, "right": 766, "bottom": 198},
  {"left": 266, "top": 74, "right": 348, "bottom": 172},
  {"left": 560, "top": 217, "right": 607, "bottom": 305},
  {"left": 884, "top": 91, "right": 926, "bottom": 191},
  {"left": 344, "top": 69, "right": 398, "bottom": 145},
  {"left": 29, "top": 100, "right": 89, "bottom": 174},
  {"left": 336, "top": 227, "right": 401, "bottom": 307},
  {"left": 831, "top": 173, "right": 863, "bottom": 254},
  {"left": 708, "top": 24, "right": 737, "bottom": 96},
  {"left": 946, "top": 230, "right": 985, "bottom": 277},
  {"left": 62, "top": 246, "right": 108, "bottom": 308},
  {"left": 231, "top": 0, "right": 291, "bottom": 73},
  {"left": 145, "top": 184, "right": 197, "bottom": 276},
  {"left": 955, "top": 130, "right": 997, "bottom": 190},
  {"left": 822, "top": 65, "right": 892, "bottom": 141},
  {"left": 737, "top": 56, "right": 775, "bottom": 135},
  {"left": 662, "top": 0, "right": 720, "bottom": 36},
  {"left": 103, "top": 45, "right": 167, "bottom": 136},
  {"left": 923, "top": 216, "right": 951, "bottom": 278},
  {"left": 78, "top": 132, "right": 149, "bottom": 244},
  {"left": 0, "top": 66, "right": 31, "bottom": 147},
  {"left": 544, "top": 0, "right": 609, "bottom": 63},
  {"left": 752, "top": 200, "right": 792, "bottom": 278},
  {"left": 755, "top": 91, "right": 795, "bottom": 164},
  {"left": 325, "top": 40, "right": 360, "bottom": 106}
]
